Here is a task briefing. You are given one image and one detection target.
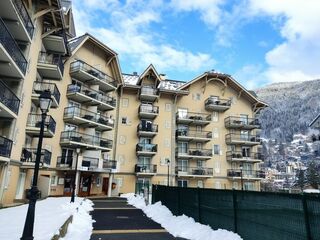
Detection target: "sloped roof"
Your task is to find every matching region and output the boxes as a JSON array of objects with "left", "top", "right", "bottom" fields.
[{"left": 137, "top": 64, "right": 161, "bottom": 85}]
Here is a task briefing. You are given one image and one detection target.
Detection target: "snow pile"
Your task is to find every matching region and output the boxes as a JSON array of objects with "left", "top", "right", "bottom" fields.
[
  {"left": 61, "top": 199, "right": 95, "bottom": 240},
  {"left": 121, "top": 193, "right": 242, "bottom": 240},
  {"left": 0, "top": 197, "right": 94, "bottom": 240}
]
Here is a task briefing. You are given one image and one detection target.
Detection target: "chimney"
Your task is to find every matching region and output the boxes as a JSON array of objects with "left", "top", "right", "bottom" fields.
[{"left": 133, "top": 72, "right": 138, "bottom": 76}]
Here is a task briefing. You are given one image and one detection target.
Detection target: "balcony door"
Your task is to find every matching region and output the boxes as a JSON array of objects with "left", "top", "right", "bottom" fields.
[
  {"left": 177, "top": 108, "right": 188, "bottom": 119},
  {"left": 242, "top": 147, "right": 250, "bottom": 157},
  {"left": 178, "top": 142, "right": 188, "bottom": 154},
  {"left": 61, "top": 148, "right": 74, "bottom": 166},
  {"left": 240, "top": 130, "right": 249, "bottom": 141},
  {"left": 178, "top": 160, "right": 188, "bottom": 172},
  {"left": 243, "top": 163, "right": 253, "bottom": 177},
  {"left": 136, "top": 178, "right": 151, "bottom": 196},
  {"left": 240, "top": 114, "right": 248, "bottom": 124},
  {"left": 138, "top": 157, "right": 151, "bottom": 171}
]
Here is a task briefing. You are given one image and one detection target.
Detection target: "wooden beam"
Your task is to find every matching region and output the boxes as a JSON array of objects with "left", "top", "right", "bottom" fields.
[
  {"left": 41, "top": 27, "right": 61, "bottom": 38},
  {"left": 33, "top": 7, "right": 54, "bottom": 20}
]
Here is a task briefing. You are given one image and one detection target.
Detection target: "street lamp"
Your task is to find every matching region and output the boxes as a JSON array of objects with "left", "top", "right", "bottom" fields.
[
  {"left": 21, "top": 90, "right": 52, "bottom": 240},
  {"left": 71, "top": 148, "right": 81, "bottom": 203},
  {"left": 239, "top": 164, "right": 244, "bottom": 191},
  {"left": 166, "top": 159, "right": 170, "bottom": 186}
]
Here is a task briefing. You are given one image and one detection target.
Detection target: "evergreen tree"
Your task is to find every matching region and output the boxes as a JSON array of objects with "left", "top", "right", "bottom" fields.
[
  {"left": 306, "top": 161, "right": 320, "bottom": 189},
  {"left": 296, "top": 169, "right": 306, "bottom": 191}
]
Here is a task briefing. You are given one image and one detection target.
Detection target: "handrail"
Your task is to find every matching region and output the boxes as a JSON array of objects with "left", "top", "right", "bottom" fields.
[
  {"left": 21, "top": 148, "right": 51, "bottom": 165},
  {"left": 225, "top": 116, "right": 260, "bottom": 128},
  {"left": 0, "top": 136, "right": 13, "bottom": 158},
  {"left": 70, "top": 60, "right": 117, "bottom": 87},
  {"left": 137, "top": 123, "right": 158, "bottom": 132},
  {"left": 67, "top": 84, "right": 116, "bottom": 107},
  {"left": 135, "top": 164, "right": 157, "bottom": 173},
  {"left": 136, "top": 143, "right": 158, "bottom": 152},
  {"left": 205, "top": 97, "right": 231, "bottom": 107},
  {"left": 176, "top": 147, "right": 212, "bottom": 157},
  {"left": 38, "top": 51, "right": 64, "bottom": 74},
  {"left": 27, "top": 113, "right": 56, "bottom": 133},
  {"left": 64, "top": 106, "right": 114, "bottom": 127},
  {"left": 0, "top": 18, "right": 27, "bottom": 74},
  {"left": 12, "top": 0, "right": 34, "bottom": 38},
  {"left": 176, "top": 111, "right": 211, "bottom": 121},
  {"left": 0, "top": 79, "right": 20, "bottom": 114},
  {"left": 226, "top": 151, "right": 264, "bottom": 161},
  {"left": 176, "top": 129, "right": 212, "bottom": 138},
  {"left": 227, "top": 169, "right": 265, "bottom": 178},
  {"left": 225, "top": 133, "right": 261, "bottom": 143},
  {"left": 33, "top": 81, "right": 60, "bottom": 104},
  {"left": 60, "top": 131, "right": 113, "bottom": 149},
  {"left": 175, "top": 166, "right": 213, "bottom": 175},
  {"left": 103, "top": 160, "right": 117, "bottom": 169},
  {"left": 139, "top": 104, "right": 159, "bottom": 114}
]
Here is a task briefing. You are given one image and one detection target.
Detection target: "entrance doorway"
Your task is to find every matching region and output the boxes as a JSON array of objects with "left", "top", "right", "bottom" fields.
[
  {"left": 78, "top": 173, "right": 92, "bottom": 197},
  {"left": 63, "top": 174, "right": 73, "bottom": 196},
  {"left": 15, "top": 172, "right": 26, "bottom": 199},
  {"left": 102, "top": 177, "right": 109, "bottom": 195}
]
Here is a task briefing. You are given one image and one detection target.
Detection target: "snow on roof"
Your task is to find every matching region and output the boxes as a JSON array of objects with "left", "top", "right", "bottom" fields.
[
  {"left": 158, "top": 80, "right": 185, "bottom": 90},
  {"left": 122, "top": 74, "right": 139, "bottom": 85},
  {"left": 303, "top": 189, "right": 320, "bottom": 193}
]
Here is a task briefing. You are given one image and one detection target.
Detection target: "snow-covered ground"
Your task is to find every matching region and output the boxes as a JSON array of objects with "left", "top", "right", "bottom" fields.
[
  {"left": 121, "top": 193, "right": 242, "bottom": 240},
  {"left": 0, "top": 197, "right": 94, "bottom": 240}
]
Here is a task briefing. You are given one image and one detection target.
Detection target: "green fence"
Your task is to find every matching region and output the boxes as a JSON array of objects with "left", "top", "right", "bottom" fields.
[{"left": 152, "top": 185, "right": 320, "bottom": 240}]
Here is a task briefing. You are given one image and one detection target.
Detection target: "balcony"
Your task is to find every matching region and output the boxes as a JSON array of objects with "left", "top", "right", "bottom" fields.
[
  {"left": 176, "top": 112, "right": 211, "bottom": 125},
  {"left": 0, "top": 79, "right": 20, "bottom": 118},
  {"left": 81, "top": 157, "right": 99, "bottom": 170},
  {"left": 226, "top": 151, "right": 264, "bottom": 163},
  {"left": 225, "top": 116, "right": 261, "bottom": 130},
  {"left": 0, "top": 18, "right": 27, "bottom": 78},
  {"left": 0, "top": 136, "right": 13, "bottom": 160},
  {"left": 139, "top": 86, "right": 159, "bottom": 102},
  {"left": 70, "top": 60, "right": 117, "bottom": 92},
  {"left": 37, "top": 52, "right": 64, "bottom": 80},
  {"left": 56, "top": 156, "right": 74, "bottom": 169},
  {"left": 175, "top": 167, "right": 213, "bottom": 178},
  {"left": 227, "top": 169, "right": 265, "bottom": 180},
  {"left": 176, "top": 147, "right": 212, "bottom": 160},
  {"left": 64, "top": 106, "right": 114, "bottom": 132},
  {"left": 176, "top": 129, "right": 212, "bottom": 142},
  {"left": 225, "top": 133, "right": 261, "bottom": 146},
  {"left": 21, "top": 148, "right": 51, "bottom": 167},
  {"left": 137, "top": 123, "right": 158, "bottom": 137},
  {"left": 60, "top": 131, "right": 113, "bottom": 152},
  {"left": 135, "top": 164, "right": 157, "bottom": 176},
  {"left": 136, "top": 143, "right": 157, "bottom": 156},
  {"left": 205, "top": 97, "right": 231, "bottom": 112},
  {"left": 103, "top": 160, "right": 117, "bottom": 170},
  {"left": 31, "top": 81, "right": 60, "bottom": 108},
  {"left": 43, "top": 31, "right": 67, "bottom": 54},
  {"left": 0, "top": 0, "right": 34, "bottom": 42},
  {"left": 138, "top": 104, "right": 159, "bottom": 119},
  {"left": 66, "top": 84, "right": 116, "bottom": 111},
  {"left": 26, "top": 113, "right": 56, "bottom": 138}
]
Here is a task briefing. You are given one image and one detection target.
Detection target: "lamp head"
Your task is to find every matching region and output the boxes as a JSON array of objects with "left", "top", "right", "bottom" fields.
[{"left": 39, "top": 90, "right": 52, "bottom": 113}]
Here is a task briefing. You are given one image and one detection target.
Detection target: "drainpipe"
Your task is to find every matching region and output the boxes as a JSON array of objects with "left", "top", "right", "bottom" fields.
[{"left": 108, "top": 172, "right": 113, "bottom": 197}]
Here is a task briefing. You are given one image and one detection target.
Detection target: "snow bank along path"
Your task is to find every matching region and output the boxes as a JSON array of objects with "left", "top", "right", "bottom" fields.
[
  {"left": 121, "top": 193, "right": 242, "bottom": 240},
  {"left": 0, "top": 197, "right": 94, "bottom": 240}
]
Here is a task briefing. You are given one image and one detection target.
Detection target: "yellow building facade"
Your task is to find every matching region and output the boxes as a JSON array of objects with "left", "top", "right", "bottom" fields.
[{"left": 0, "top": 0, "right": 267, "bottom": 206}]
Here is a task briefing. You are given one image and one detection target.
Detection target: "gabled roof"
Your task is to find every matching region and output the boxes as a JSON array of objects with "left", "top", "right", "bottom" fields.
[
  {"left": 68, "top": 33, "right": 123, "bottom": 84},
  {"left": 137, "top": 64, "right": 161, "bottom": 85},
  {"left": 309, "top": 113, "right": 320, "bottom": 128},
  {"left": 178, "top": 71, "right": 268, "bottom": 108}
]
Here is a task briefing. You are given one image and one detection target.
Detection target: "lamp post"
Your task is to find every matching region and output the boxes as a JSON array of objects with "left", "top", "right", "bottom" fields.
[
  {"left": 71, "top": 148, "right": 81, "bottom": 203},
  {"left": 21, "top": 90, "right": 52, "bottom": 240},
  {"left": 166, "top": 159, "right": 170, "bottom": 186},
  {"left": 240, "top": 164, "right": 244, "bottom": 191}
]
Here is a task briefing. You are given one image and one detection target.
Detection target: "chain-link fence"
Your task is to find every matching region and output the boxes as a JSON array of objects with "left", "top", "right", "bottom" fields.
[{"left": 152, "top": 185, "right": 320, "bottom": 240}]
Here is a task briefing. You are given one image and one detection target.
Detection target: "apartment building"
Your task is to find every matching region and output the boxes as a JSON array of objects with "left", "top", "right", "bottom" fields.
[
  {"left": 0, "top": 0, "right": 267, "bottom": 206},
  {"left": 114, "top": 65, "right": 267, "bottom": 196}
]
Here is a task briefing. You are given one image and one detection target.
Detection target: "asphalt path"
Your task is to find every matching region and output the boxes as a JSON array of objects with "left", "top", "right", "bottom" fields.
[{"left": 89, "top": 197, "right": 186, "bottom": 240}]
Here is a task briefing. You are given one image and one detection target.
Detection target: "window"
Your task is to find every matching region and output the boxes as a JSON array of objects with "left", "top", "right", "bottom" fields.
[
  {"left": 178, "top": 142, "right": 188, "bottom": 154},
  {"left": 165, "top": 120, "right": 171, "bottom": 129},
  {"left": 196, "top": 143, "right": 202, "bottom": 150},
  {"left": 240, "top": 130, "right": 249, "bottom": 141},
  {"left": 51, "top": 176, "right": 58, "bottom": 186},
  {"left": 197, "top": 160, "right": 205, "bottom": 168},
  {"left": 244, "top": 182, "right": 254, "bottom": 191},
  {"left": 213, "top": 145, "right": 220, "bottom": 155},
  {"left": 122, "top": 98, "right": 129, "bottom": 108},
  {"left": 178, "top": 160, "right": 188, "bottom": 172},
  {"left": 138, "top": 156, "right": 151, "bottom": 165},
  {"left": 193, "top": 93, "right": 201, "bottom": 100},
  {"left": 65, "top": 124, "right": 77, "bottom": 131},
  {"left": 214, "top": 161, "right": 221, "bottom": 174},
  {"left": 178, "top": 180, "right": 188, "bottom": 188},
  {"left": 177, "top": 108, "right": 188, "bottom": 119},
  {"left": 165, "top": 103, "right": 171, "bottom": 112},
  {"left": 119, "top": 136, "right": 126, "bottom": 145},
  {"left": 242, "top": 147, "right": 250, "bottom": 157},
  {"left": 240, "top": 114, "right": 248, "bottom": 124},
  {"left": 212, "top": 112, "right": 219, "bottom": 122},
  {"left": 197, "top": 180, "right": 204, "bottom": 188},
  {"left": 196, "top": 125, "right": 202, "bottom": 132},
  {"left": 121, "top": 117, "right": 127, "bottom": 124},
  {"left": 213, "top": 128, "right": 219, "bottom": 138}
]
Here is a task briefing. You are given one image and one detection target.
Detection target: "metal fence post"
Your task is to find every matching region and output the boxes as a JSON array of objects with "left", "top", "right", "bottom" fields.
[
  {"left": 232, "top": 189, "right": 238, "bottom": 233},
  {"left": 302, "top": 194, "right": 311, "bottom": 240},
  {"left": 197, "top": 187, "right": 202, "bottom": 223}
]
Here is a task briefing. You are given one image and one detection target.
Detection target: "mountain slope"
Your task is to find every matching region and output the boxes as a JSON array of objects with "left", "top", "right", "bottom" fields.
[{"left": 256, "top": 79, "right": 320, "bottom": 142}]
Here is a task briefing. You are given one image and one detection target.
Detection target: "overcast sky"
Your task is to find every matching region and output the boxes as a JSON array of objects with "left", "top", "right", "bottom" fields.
[{"left": 72, "top": 0, "right": 320, "bottom": 89}]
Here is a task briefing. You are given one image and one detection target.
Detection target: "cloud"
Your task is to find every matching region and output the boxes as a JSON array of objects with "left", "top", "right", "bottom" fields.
[
  {"left": 72, "top": 0, "right": 215, "bottom": 76},
  {"left": 248, "top": 0, "right": 320, "bottom": 82}
]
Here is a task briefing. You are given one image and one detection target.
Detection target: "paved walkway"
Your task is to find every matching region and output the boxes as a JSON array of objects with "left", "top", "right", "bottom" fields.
[{"left": 89, "top": 197, "right": 186, "bottom": 240}]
